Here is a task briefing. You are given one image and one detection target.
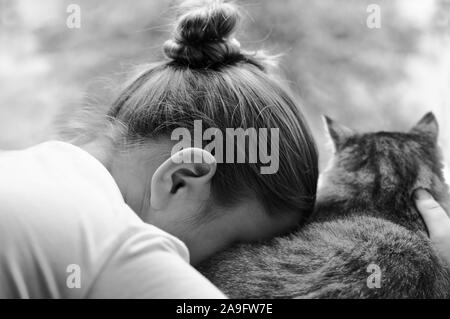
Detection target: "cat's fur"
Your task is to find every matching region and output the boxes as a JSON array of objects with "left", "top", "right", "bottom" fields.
[{"left": 197, "top": 113, "right": 450, "bottom": 298}]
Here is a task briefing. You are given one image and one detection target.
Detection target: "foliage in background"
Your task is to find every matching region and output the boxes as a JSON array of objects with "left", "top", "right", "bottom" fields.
[{"left": 0, "top": 0, "right": 449, "bottom": 180}]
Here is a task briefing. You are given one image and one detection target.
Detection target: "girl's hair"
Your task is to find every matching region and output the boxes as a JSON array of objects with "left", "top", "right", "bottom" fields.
[{"left": 63, "top": 0, "right": 319, "bottom": 223}]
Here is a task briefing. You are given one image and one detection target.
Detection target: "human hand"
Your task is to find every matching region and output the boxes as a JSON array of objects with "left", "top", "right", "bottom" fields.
[{"left": 414, "top": 188, "right": 450, "bottom": 266}]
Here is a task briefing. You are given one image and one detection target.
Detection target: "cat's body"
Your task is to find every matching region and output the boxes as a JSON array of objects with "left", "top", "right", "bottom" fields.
[{"left": 198, "top": 113, "right": 450, "bottom": 298}]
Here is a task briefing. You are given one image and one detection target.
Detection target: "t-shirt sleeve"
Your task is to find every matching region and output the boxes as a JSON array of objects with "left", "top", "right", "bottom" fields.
[{"left": 84, "top": 231, "right": 227, "bottom": 299}]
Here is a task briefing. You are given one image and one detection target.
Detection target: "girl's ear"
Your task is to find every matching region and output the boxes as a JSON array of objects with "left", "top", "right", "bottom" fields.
[
  {"left": 410, "top": 112, "right": 439, "bottom": 143},
  {"left": 323, "top": 115, "right": 354, "bottom": 151},
  {"left": 150, "top": 148, "right": 217, "bottom": 211}
]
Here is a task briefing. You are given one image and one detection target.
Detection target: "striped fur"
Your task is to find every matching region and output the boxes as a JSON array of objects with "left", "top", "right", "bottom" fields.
[{"left": 197, "top": 113, "right": 450, "bottom": 298}]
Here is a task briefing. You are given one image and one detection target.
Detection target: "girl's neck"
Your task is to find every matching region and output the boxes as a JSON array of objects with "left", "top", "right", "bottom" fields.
[{"left": 80, "top": 138, "right": 115, "bottom": 172}]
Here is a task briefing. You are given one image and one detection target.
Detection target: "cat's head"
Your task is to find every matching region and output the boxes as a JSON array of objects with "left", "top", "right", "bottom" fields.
[{"left": 318, "top": 112, "right": 449, "bottom": 228}]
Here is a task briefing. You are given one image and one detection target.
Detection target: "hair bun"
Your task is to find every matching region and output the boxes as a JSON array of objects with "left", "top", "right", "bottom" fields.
[{"left": 163, "top": 0, "right": 243, "bottom": 68}]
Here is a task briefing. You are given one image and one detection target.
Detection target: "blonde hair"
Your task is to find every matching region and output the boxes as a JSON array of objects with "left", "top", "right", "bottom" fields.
[{"left": 62, "top": 0, "right": 319, "bottom": 223}]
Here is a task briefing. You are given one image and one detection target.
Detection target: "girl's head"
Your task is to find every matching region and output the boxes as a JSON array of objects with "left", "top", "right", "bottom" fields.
[{"left": 71, "top": 0, "right": 318, "bottom": 264}]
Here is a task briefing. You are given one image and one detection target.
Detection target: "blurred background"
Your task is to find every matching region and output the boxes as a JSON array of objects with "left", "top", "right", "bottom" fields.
[{"left": 0, "top": 0, "right": 449, "bottom": 180}]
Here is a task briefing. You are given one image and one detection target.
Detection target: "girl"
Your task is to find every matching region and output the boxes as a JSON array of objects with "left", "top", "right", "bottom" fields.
[{"left": 0, "top": 0, "right": 318, "bottom": 298}]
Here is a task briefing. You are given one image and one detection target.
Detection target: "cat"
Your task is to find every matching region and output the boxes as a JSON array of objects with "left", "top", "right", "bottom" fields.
[{"left": 197, "top": 112, "right": 450, "bottom": 298}]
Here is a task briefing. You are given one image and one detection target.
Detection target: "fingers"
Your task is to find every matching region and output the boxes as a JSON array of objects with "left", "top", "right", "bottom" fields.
[{"left": 414, "top": 188, "right": 450, "bottom": 238}]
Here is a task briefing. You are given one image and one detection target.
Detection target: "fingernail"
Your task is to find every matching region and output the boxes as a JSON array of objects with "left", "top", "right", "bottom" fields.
[{"left": 414, "top": 188, "right": 432, "bottom": 200}]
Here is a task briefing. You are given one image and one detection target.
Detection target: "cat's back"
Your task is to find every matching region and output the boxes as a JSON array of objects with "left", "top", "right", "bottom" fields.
[{"left": 199, "top": 216, "right": 450, "bottom": 298}]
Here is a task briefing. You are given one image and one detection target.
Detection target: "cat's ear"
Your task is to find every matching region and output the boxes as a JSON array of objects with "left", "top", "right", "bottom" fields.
[
  {"left": 324, "top": 116, "right": 354, "bottom": 150},
  {"left": 410, "top": 112, "right": 439, "bottom": 143}
]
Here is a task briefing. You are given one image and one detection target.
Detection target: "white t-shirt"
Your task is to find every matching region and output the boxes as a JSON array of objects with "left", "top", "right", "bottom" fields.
[{"left": 0, "top": 141, "right": 226, "bottom": 299}]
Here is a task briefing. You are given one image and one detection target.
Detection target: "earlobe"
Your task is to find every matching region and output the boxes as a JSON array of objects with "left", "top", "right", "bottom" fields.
[
  {"left": 410, "top": 112, "right": 439, "bottom": 142},
  {"left": 150, "top": 148, "right": 217, "bottom": 210},
  {"left": 323, "top": 115, "right": 354, "bottom": 151}
]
